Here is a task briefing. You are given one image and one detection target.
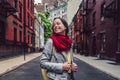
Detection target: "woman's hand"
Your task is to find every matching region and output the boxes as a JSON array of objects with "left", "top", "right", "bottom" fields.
[
  {"left": 71, "top": 63, "right": 78, "bottom": 72},
  {"left": 62, "top": 62, "right": 78, "bottom": 72},
  {"left": 62, "top": 62, "right": 71, "bottom": 71}
]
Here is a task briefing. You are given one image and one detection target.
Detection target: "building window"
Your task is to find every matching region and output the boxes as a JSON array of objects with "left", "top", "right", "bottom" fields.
[
  {"left": 117, "top": 29, "right": 120, "bottom": 51},
  {"left": 45, "top": 4, "right": 48, "bottom": 11},
  {"left": 92, "top": 12, "right": 96, "bottom": 26},
  {"left": 28, "top": 0, "right": 29, "bottom": 8},
  {"left": 62, "top": 8, "right": 67, "bottom": 13},
  {"left": 19, "top": 30, "right": 22, "bottom": 43},
  {"left": 29, "top": 0, "right": 31, "bottom": 9},
  {"left": 30, "top": 0, "right": 32, "bottom": 9},
  {"left": 28, "top": 35, "right": 30, "bottom": 43},
  {"left": 31, "top": 36, "right": 33, "bottom": 44},
  {"left": 28, "top": 14, "right": 30, "bottom": 27},
  {"left": 19, "top": 2, "right": 22, "bottom": 22},
  {"left": 31, "top": 0, "right": 33, "bottom": 10},
  {"left": 101, "top": 2, "right": 105, "bottom": 17},
  {"left": 0, "top": 21, "right": 5, "bottom": 40},
  {"left": 14, "top": 28, "right": 17, "bottom": 43},
  {"left": 62, "top": 15, "right": 67, "bottom": 20},
  {"left": 31, "top": 17, "right": 33, "bottom": 26},
  {"left": 100, "top": 33, "right": 106, "bottom": 51},
  {"left": 93, "top": 0, "right": 96, "bottom": 4},
  {"left": 100, "top": 2, "right": 105, "bottom": 21},
  {"left": 13, "top": 21, "right": 18, "bottom": 43},
  {"left": 54, "top": 13, "right": 56, "bottom": 16},
  {"left": 13, "top": 0, "right": 17, "bottom": 9},
  {"left": 0, "top": 27, "right": 3, "bottom": 39}
]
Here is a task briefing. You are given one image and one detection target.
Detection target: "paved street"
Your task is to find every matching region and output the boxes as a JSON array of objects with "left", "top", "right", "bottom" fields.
[
  {"left": 0, "top": 57, "right": 118, "bottom": 80},
  {"left": 0, "top": 57, "right": 42, "bottom": 80},
  {"left": 74, "top": 57, "right": 118, "bottom": 80}
]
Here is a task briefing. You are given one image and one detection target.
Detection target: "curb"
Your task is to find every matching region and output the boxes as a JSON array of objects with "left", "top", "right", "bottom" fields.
[{"left": 0, "top": 54, "right": 41, "bottom": 77}]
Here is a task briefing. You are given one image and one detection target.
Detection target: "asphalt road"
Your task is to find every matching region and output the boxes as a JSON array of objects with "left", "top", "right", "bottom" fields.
[{"left": 0, "top": 57, "right": 118, "bottom": 80}]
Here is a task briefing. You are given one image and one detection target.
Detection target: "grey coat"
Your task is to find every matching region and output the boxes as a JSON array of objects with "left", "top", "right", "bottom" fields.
[{"left": 40, "top": 38, "right": 75, "bottom": 80}]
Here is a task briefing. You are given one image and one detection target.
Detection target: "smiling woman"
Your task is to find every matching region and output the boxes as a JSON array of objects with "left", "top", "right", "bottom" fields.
[{"left": 40, "top": 17, "right": 78, "bottom": 80}]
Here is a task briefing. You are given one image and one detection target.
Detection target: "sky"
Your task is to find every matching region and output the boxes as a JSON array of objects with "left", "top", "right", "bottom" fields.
[{"left": 34, "top": 0, "right": 42, "bottom": 4}]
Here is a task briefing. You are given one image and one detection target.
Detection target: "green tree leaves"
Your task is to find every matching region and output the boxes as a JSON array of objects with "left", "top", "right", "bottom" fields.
[{"left": 38, "top": 11, "right": 52, "bottom": 44}]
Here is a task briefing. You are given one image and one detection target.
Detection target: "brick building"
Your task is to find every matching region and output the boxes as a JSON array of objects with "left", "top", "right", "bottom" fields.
[
  {"left": 71, "top": 0, "right": 120, "bottom": 62},
  {"left": 71, "top": 7, "right": 83, "bottom": 53},
  {"left": 35, "top": 0, "right": 68, "bottom": 13},
  {"left": 86, "top": 0, "right": 120, "bottom": 61},
  {"left": 0, "top": 0, "right": 35, "bottom": 59}
]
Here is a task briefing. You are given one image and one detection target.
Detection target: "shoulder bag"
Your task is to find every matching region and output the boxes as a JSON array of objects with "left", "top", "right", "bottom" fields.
[
  {"left": 41, "top": 46, "right": 54, "bottom": 80},
  {"left": 41, "top": 50, "right": 72, "bottom": 80}
]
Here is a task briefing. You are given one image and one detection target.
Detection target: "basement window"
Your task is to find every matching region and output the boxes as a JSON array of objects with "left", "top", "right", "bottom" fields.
[
  {"left": 0, "top": 21, "right": 5, "bottom": 40},
  {"left": 117, "top": 29, "right": 120, "bottom": 52}
]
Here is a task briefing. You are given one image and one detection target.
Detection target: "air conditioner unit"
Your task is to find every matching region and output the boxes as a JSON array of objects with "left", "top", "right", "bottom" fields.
[
  {"left": 101, "top": 16, "right": 105, "bottom": 22},
  {"left": 30, "top": 26, "right": 33, "bottom": 29},
  {"left": 13, "top": 12, "right": 19, "bottom": 16}
]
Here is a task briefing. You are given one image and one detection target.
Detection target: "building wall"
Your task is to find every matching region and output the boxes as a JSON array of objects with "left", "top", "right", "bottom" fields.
[
  {"left": 23, "top": 0, "right": 35, "bottom": 53},
  {"left": 71, "top": 3, "right": 86, "bottom": 54},
  {"left": 49, "top": 3, "right": 67, "bottom": 22},
  {"left": 35, "top": 0, "right": 68, "bottom": 13},
  {"left": 0, "top": 0, "right": 35, "bottom": 59},
  {"left": 71, "top": 0, "right": 120, "bottom": 61},
  {"left": 86, "top": 0, "right": 120, "bottom": 60},
  {"left": 34, "top": 7, "right": 44, "bottom": 52},
  {"left": 0, "top": 0, "right": 25, "bottom": 58}
]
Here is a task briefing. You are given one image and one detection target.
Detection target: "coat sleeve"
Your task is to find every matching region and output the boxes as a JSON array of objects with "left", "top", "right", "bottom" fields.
[{"left": 40, "top": 38, "right": 63, "bottom": 73}]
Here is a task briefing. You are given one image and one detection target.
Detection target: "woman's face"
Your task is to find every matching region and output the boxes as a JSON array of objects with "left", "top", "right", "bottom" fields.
[{"left": 53, "top": 19, "right": 66, "bottom": 35}]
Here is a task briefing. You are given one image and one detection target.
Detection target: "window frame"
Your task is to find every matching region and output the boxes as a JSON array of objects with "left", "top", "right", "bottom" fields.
[{"left": 100, "top": 33, "right": 106, "bottom": 51}]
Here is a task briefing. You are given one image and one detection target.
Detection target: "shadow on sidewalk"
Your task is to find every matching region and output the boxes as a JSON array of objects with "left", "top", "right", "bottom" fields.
[{"left": 107, "top": 62, "right": 120, "bottom": 65}]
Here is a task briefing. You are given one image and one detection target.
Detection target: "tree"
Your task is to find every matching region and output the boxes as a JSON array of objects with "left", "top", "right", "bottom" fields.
[{"left": 38, "top": 11, "right": 52, "bottom": 44}]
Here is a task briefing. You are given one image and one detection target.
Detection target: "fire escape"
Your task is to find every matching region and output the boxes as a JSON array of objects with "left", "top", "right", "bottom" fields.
[
  {"left": 104, "top": 0, "right": 120, "bottom": 62},
  {"left": 0, "top": 0, "right": 18, "bottom": 58},
  {"left": 80, "top": 0, "right": 94, "bottom": 56},
  {"left": 0, "top": 0, "right": 17, "bottom": 17},
  {"left": 0, "top": 0, "right": 18, "bottom": 45},
  {"left": 0, "top": 0, "right": 17, "bottom": 44}
]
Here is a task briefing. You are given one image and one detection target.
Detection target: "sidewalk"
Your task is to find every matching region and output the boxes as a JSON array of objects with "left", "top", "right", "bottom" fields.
[
  {"left": 74, "top": 54, "right": 120, "bottom": 80},
  {"left": 0, "top": 53, "right": 41, "bottom": 76}
]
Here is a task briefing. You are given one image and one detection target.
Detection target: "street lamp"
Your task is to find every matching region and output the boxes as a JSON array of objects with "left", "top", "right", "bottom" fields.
[{"left": 23, "top": 0, "right": 26, "bottom": 60}]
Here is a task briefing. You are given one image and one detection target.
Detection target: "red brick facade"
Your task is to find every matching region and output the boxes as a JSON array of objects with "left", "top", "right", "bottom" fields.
[
  {"left": 71, "top": 0, "right": 120, "bottom": 62},
  {"left": 0, "top": 0, "right": 35, "bottom": 59}
]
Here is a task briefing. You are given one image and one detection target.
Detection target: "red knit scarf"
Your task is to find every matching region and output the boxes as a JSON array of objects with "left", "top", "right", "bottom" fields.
[{"left": 50, "top": 34, "right": 72, "bottom": 53}]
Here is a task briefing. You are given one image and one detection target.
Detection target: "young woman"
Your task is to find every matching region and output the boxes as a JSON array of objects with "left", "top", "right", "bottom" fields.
[{"left": 40, "top": 17, "right": 78, "bottom": 80}]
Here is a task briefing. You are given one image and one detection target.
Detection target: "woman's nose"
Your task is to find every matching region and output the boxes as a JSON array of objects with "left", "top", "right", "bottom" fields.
[{"left": 54, "top": 24, "right": 57, "bottom": 27}]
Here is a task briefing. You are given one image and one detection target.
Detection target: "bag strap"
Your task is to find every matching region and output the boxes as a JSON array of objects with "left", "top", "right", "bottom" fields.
[
  {"left": 66, "top": 51, "right": 72, "bottom": 63},
  {"left": 66, "top": 51, "right": 72, "bottom": 73}
]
